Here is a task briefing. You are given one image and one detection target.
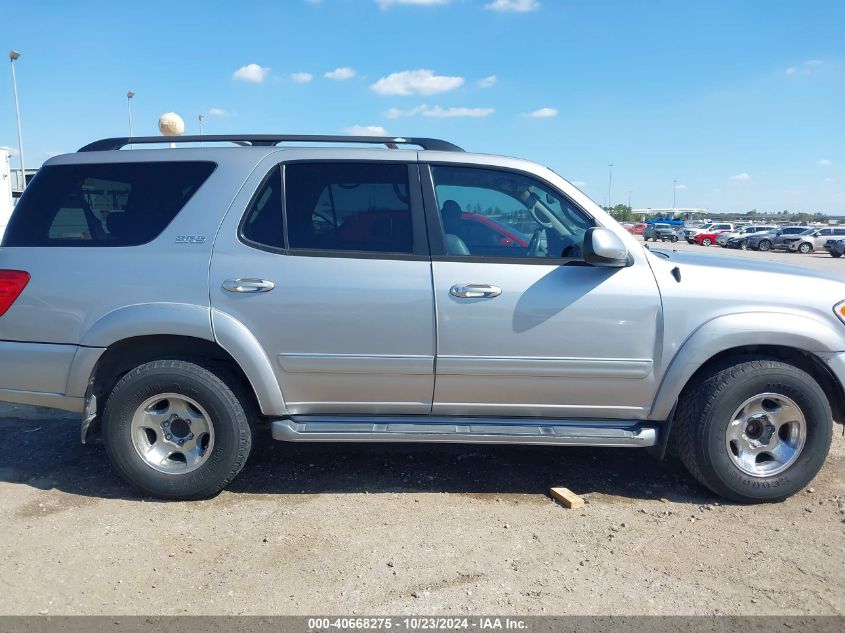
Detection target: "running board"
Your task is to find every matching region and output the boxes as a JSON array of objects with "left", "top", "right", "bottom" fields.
[{"left": 271, "top": 416, "right": 658, "bottom": 447}]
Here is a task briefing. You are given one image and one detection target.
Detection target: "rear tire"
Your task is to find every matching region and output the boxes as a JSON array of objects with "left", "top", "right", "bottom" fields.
[
  {"left": 758, "top": 240, "right": 772, "bottom": 251},
  {"left": 674, "top": 359, "right": 832, "bottom": 503},
  {"left": 832, "top": 252, "right": 842, "bottom": 258},
  {"left": 103, "top": 360, "right": 253, "bottom": 500},
  {"left": 702, "top": 237, "right": 712, "bottom": 246}
]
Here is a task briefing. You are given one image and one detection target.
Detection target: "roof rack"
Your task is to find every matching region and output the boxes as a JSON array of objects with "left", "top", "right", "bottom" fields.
[{"left": 77, "top": 134, "right": 464, "bottom": 153}]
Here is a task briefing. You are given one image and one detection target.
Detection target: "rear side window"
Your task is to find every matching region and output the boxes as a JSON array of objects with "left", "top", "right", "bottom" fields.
[
  {"left": 284, "top": 163, "right": 413, "bottom": 254},
  {"left": 4, "top": 162, "right": 215, "bottom": 247},
  {"left": 241, "top": 166, "right": 284, "bottom": 249}
]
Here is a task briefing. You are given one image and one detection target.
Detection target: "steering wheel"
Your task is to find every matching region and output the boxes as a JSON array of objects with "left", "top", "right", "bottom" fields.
[
  {"left": 529, "top": 203, "right": 555, "bottom": 229},
  {"left": 527, "top": 228, "right": 547, "bottom": 258}
]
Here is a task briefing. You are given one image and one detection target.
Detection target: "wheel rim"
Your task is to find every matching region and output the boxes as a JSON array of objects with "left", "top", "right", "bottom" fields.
[
  {"left": 725, "top": 393, "right": 806, "bottom": 478},
  {"left": 799, "top": 243, "right": 810, "bottom": 253},
  {"left": 130, "top": 393, "right": 215, "bottom": 474},
  {"left": 703, "top": 238, "right": 711, "bottom": 246},
  {"left": 760, "top": 241, "right": 770, "bottom": 251}
]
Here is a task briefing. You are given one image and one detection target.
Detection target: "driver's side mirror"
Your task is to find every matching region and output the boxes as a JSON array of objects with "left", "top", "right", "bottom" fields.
[{"left": 583, "top": 227, "right": 630, "bottom": 267}]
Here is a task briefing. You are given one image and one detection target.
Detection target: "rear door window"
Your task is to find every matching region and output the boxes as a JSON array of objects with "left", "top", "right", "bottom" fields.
[
  {"left": 284, "top": 163, "right": 413, "bottom": 254},
  {"left": 4, "top": 162, "right": 215, "bottom": 247}
]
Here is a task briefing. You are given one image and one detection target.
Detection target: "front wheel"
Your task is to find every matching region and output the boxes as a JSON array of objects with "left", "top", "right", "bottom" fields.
[
  {"left": 758, "top": 240, "right": 772, "bottom": 251},
  {"left": 798, "top": 242, "right": 812, "bottom": 254},
  {"left": 103, "top": 360, "right": 253, "bottom": 500},
  {"left": 674, "top": 359, "right": 832, "bottom": 503},
  {"left": 702, "top": 237, "right": 712, "bottom": 246},
  {"left": 671, "top": 235, "right": 679, "bottom": 243}
]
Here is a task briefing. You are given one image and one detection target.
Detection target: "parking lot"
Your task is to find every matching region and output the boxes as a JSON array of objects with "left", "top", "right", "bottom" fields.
[{"left": 1, "top": 242, "right": 843, "bottom": 617}]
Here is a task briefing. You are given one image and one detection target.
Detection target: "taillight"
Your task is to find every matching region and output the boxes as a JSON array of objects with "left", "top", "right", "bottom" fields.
[{"left": 0, "top": 270, "right": 30, "bottom": 316}]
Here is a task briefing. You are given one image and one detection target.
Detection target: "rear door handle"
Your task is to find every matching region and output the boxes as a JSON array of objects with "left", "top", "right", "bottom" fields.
[
  {"left": 450, "top": 284, "right": 502, "bottom": 299},
  {"left": 222, "top": 278, "right": 275, "bottom": 293}
]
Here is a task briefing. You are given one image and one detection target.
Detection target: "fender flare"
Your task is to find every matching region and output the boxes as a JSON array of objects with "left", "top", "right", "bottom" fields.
[
  {"left": 650, "top": 311, "right": 844, "bottom": 420},
  {"left": 76, "top": 303, "right": 286, "bottom": 416},
  {"left": 211, "top": 309, "right": 287, "bottom": 415},
  {"left": 80, "top": 303, "right": 215, "bottom": 347}
]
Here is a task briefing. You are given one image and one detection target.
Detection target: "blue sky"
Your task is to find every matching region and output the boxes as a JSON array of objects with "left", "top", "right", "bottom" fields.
[{"left": 1, "top": 0, "right": 843, "bottom": 213}]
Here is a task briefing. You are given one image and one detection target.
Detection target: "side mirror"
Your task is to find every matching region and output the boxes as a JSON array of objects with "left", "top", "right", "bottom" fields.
[{"left": 583, "top": 227, "right": 629, "bottom": 267}]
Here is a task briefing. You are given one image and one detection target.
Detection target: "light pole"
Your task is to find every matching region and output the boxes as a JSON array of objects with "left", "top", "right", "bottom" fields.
[
  {"left": 607, "top": 163, "right": 614, "bottom": 210},
  {"left": 9, "top": 50, "right": 26, "bottom": 191},
  {"left": 198, "top": 114, "right": 206, "bottom": 136},
  {"left": 673, "top": 179, "right": 677, "bottom": 209},
  {"left": 127, "top": 91, "right": 135, "bottom": 138}
]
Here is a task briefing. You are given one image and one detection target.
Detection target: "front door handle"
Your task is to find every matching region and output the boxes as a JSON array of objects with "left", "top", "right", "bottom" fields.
[
  {"left": 222, "top": 278, "right": 275, "bottom": 293},
  {"left": 450, "top": 284, "right": 502, "bottom": 299}
]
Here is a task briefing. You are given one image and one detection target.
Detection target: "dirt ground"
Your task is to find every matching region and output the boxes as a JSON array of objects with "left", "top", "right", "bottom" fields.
[{"left": 0, "top": 403, "right": 843, "bottom": 616}]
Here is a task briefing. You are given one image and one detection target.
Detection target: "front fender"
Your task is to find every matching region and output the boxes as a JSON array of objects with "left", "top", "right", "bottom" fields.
[{"left": 650, "top": 311, "right": 845, "bottom": 420}]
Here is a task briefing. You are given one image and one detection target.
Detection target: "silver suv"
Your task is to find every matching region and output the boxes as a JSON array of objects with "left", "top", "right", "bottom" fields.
[{"left": 1, "top": 134, "right": 843, "bottom": 503}]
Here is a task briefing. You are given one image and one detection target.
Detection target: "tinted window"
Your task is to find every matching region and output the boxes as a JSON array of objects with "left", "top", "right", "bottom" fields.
[
  {"left": 431, "top": 166, "right": 593, "bottom": 259},
  {"left": 284, "top": 163, "right": 412, "bottom": 254},
  {"left": 835, "top": 228, "right": 845, "bottom": 236},
  {"left": 4, "top": 162, "right": 215, "bottom": 247},
  {"left": 241, "top": 166, "right": 284, "bottom": 249}
]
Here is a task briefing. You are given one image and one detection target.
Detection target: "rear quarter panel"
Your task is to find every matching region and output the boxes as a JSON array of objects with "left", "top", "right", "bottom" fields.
[{"left": 0, "top": 148, "right": 271, "bottom": 346}]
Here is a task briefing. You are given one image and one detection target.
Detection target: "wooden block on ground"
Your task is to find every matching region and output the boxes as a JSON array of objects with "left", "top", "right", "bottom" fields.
[{"left": 550, "top": 487, "right": 585, "bottom": 509}]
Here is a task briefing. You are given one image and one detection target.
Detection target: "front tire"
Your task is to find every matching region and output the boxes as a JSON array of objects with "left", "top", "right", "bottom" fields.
[
  {"left": 103, "top": 360, "right": 253, "bottom": 500},
  {"left": 674, "top": 359, "right": 832, "bottom": 503},
  {"left": 798, "top": 242, "right": 812, "bottom": 254},
  {"left": 758, "top": 240, "right": 772, "bottom": 251},
  {"left": 702, "top": 237, "right": 712, "bottom": 246}
]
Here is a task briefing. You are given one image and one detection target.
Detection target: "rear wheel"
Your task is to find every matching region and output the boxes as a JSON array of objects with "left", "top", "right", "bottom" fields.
[
  {"left": 671, "top": 235, "right": 679, "bottom": 243},
  {"left": 702, "top": 237, "right": 712, "bottom": 246},
  {"left": 758, "top": 240, "right": 772, "bottom": 251},
  {"left": 674, "top": 359, "right": 832, "bottom": 503},
  {"left": 103, "top": 360, "right": 253, "bottom": 499},
  {"left": 832, "top": 252, "right": 842, "bottom": 258}
]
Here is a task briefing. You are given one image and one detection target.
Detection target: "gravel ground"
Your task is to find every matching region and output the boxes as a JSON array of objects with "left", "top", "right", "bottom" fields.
[{"left": 1, "top": 241, "right": 844, "bottom": 616}]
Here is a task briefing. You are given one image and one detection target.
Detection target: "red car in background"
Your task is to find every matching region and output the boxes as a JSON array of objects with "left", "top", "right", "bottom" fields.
[
  {"left": 622, "top": 222, "right": 647, "bottom": 235},
  {"left": 694, "top": 228, "right": 730, "bottom": 246}
]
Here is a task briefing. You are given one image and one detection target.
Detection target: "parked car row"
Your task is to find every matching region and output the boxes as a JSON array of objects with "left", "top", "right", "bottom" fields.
[
  {"left": 678, "top": 222, "right": 845, "bottom": 256},
  {"left": 642, "top": 223, "right": 681, "bottom": 242}
]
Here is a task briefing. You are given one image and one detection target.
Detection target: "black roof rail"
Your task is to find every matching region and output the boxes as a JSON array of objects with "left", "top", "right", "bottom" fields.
[{"left": 78, "top": 134, "right": 464, "bottom": 153}]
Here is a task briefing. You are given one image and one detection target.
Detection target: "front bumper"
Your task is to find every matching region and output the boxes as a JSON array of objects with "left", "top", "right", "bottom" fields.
[{"left": 822, "top": 352, "right": 845, "bottom": 424}]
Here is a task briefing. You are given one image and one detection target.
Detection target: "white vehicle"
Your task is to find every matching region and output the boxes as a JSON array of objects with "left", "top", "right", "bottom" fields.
[{"left": 716, "top": 225, "right": 777, "bottom": 248}]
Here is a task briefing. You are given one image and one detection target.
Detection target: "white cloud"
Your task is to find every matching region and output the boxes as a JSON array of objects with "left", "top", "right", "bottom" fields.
[
  {"left": 786, "top": 59, "right": 823, "bottom": 76},
  {"left": 730, "top": 172, "right": 750, "bottom": 182},
  {"left": 344, "top": 125, "right": 388, "bottom": 136},
  {"left": 377, "top": 0, "right": 450, "bottom": 8},
  {"left": 232, "top": 63, "right": 270, "bottom": 83},
  {"left": 818, "top": 158, "right": 831, "bottom": 166},
  {"left": 485, "top": 0, "right": 540, "bottom": 12},
  {"left": 372, "top": 69, "right": 465, "bottom": 96},
  {"left": 208, "top": 107, "right": 232, "bottom": 117},
  {"left": 675, "top": 184, "right": 687, "bottom": 190},
  {"left": 305, "top": 0, "right": 321, "bottom": 4},
  {"left": 529, "top": 107, "right": 558, "bottom": 118},
  {"left": 478, "top": 75, "right": 497, "bottom": 89},
  {"left": 325, "top": 67, "right": 357, "bottom": 80},
  {"left": 386, "top": 104, "right": 493, "bottom": 118},
  {"left": 824, "top": 177, "right": 834, "bottom": 183},
  {"left": 291, "top": 72, "right": 314, "bottom": 84},
  {"left": 571, "top": 181, "right": 587, "bottom": 188}
]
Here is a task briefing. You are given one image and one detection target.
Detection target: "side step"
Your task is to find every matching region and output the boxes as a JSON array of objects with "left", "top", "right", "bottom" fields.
[{"left": 271, "top": 416, "right": 658, "bottom": 448}]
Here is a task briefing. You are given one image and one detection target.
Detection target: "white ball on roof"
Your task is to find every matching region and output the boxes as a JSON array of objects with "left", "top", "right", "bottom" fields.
[{"left": 158, "top": 112, "right": 185, "bottom": 137}]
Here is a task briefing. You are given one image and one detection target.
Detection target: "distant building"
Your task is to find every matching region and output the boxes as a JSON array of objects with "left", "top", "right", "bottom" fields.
[{"left": 631, "top": 208, "right": 710, "bottom": 221}]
